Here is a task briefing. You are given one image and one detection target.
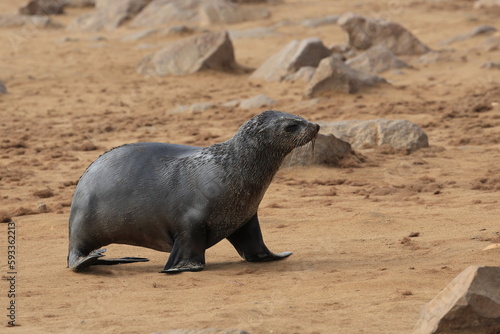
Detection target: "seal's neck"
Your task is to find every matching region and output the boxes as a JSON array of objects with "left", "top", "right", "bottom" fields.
[{"left": 222, "top": 137, "right": 287, "bottom": 186}]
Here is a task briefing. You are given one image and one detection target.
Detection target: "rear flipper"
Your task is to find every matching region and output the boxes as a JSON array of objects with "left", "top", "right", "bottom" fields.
[{"left": 69, "top": 248, "right": 149, "bottom": 271}]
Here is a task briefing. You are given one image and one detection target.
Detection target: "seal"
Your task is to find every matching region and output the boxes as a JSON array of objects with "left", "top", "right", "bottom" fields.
[{"left": 67, "top": 110, "right": 319, "bottom": 273}]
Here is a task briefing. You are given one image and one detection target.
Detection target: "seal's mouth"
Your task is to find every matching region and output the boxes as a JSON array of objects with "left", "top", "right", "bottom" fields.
[
  {"left": 296, "top": 122, "right": 320, "bottom": 148},
  {"left": 310, "top": 123, "right": 320, "bottom": 154}
]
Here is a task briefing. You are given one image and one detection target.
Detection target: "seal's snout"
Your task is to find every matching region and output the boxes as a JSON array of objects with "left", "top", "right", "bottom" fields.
[{"left": 313, "top": 123, "right": 320, "bottom": 135}]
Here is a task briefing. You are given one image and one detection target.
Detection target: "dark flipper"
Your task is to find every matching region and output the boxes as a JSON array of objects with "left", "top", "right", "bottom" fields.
[
  {"left": 94, "top": 257, "right": 150, "bottom": 265},
  {"left": 69, "top": 248, "right": 149, "bottom": 271},
  {"left": 161, "top": 229, "right": 206, "bottom": 274},
  {"left": 227, "top": 214, "right": 293, "bottom": 262}
]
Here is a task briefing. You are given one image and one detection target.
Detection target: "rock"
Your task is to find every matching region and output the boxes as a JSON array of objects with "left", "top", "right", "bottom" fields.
[
  {"left": 199, "top": 0, "right": 270, "bottom": 26},
  {"left": 0, "top": 14, "right": 53, "bottom": 27},
  {"left": 229, "top": 27, "right": 277, "bottom": 39},
  {"left": 304, "top": 56, "right": 388, "bottom": 97},
  {"left": 0, "top": 80, "right": 7, "bottom": 94},
  {"left": 168, "top": 102, "right": 215, "bottom": 114},
  {"left": 439, "top": 25, "right": 497, "bottom": 46},
  {"left": 474, "top": 0, "right": 500, "bottom": 8},
  {"left": 300, "top": 15, "right": 339, "bottom": 28},
  {"left": 338, "top": 12, "right": 430, "bottom": 55},
  {"left": 346, "top": 45, "right": 411, "bottom": 74},
  {"left": 152, "top": 329, "right": 251, "bottom": 334},
  {"left": 123, "top": 25, "right": 197, "bottom": 41},
  {"left": 63, "top": 0, "right": 95, "bottom": 7},
  {"left": 482, "top": 36, "right": 500, "bottom": 52},
  {"left": 417, "top": 50, "right": 454, "bottom": 65},
  {"left": 481, "top": 61, "right": 500, "bottom": 69},
  {"left": 413, "top": 266, "right": 500, "bottom": 334},
  {"left": 284, "top": 66, "right": 316, "bottom": 82},
  {"left": 137, "top": 31, "right": 239, "bottom": 76},
  {"left": 239, "top": 94, "right": 276, "bottom": 109},
  {"left": 67, "top": 0, "right": 151, "bottom": 32},
  {"left": 130, "top": 0, "right": 201, "bottom": 28},
  {"left": 58, "top": 36, "right": 79, "bottom": 43},
  {"left": 19, "top": 0, "right": 65, "bottom": 15},
  {"left": 317, "top": 119, "right": 429, "bottom": 152},
  {"left": 122, "top": 28, "right": 160, "bottom": 42},
  {"left": 250, "top": 37, "right": 332, "bottom": 82},
  {"left": 229, "top": 0, "right": 267, "bottom": 3},
  {"left": 329, "top": 43, "right": 354, "bottom": 60},
  {"left": 283, "top": 133, "right": 362, "bottom": 167}
]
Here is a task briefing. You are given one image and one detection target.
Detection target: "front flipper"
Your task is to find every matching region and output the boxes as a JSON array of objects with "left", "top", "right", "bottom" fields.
[
  {"left": 161, "top": 230, "right": 206, "bottom": 274},
  {"left": 227, "top": 214, "right": 293, "bottom": 262},
  {"left": 69, "top": 248, "right": 149, "bottom": 271},
  {"left": 70, "top": 248, "right": 107, "bottom": 271}
]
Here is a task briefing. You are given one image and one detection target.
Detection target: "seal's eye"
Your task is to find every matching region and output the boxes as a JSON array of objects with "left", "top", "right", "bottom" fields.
[{"left": 284, "top": 124, "right": 299, "bottom": 133}]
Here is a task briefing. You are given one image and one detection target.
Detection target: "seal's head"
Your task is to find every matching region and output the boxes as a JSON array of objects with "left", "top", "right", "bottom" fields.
[{"left": 234, "top": 110, "right": 320, "bottom": 155}]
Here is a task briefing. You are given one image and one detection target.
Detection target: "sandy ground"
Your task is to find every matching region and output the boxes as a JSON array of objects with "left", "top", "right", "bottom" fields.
[{"left": 0, "top": 0, "right": 499, "bottom": 333}]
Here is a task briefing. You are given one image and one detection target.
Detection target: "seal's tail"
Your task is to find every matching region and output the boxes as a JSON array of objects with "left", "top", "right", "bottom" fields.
[{"left": 68, "top": 248, "right": 149, "bottom": 271}]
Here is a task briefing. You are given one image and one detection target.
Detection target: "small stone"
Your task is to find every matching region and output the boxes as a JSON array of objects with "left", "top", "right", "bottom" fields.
[
  {"left": 239, "top": 94, "right": 276, "bottom": 109},
  {"left": 229, "top": 27, "right": 278, "bottom": 39},
  {"left": 481, "top": 62, "right": 500, "bottom": 69},
  {"left": 190, "top": 102, "right": 215, "bottom": 113},
  {"left": 58, "top": 37, "right": 79, "bottom": 43},
  {"left": 199, "top": 0, "right": 270, "bottom": 26},
  {"left": 300, "top": 15, "right": 339, "bottom": 28},
  {"left": 474, "top": 0, "right": 500, "bottom": 8},
  {"left": 37, "top": 202, "right": 48, "bottom": 213},
  {"left": 130, "top": 0, "right": 202, "bottom": 28},
  {"left": 482, "top": 36, "right": 500, "bottom": 52},
  {"left": 439, "top": 25, "right": 497, "bottom": 46},
  {"left": 0, "top": 14, "right": 53, "bottom": 27},
  {"left": 152, "top": 329, "right": 251, "bottom": 334},
  {"left": 63, "top": 0, "right": 95, "bottom": 7},
  {"left": 0, "top": 80, "right": 7, "bottom": 94}
]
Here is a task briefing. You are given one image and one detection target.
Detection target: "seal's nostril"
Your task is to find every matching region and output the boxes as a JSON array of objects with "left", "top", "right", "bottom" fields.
[{"left": 315, "top": 124, "right": 320, "bottom": 132}]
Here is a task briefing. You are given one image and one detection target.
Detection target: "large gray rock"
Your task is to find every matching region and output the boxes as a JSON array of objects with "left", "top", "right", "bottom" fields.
[
  {"left": 250, "top": 37, "right": 331, "bottom": 82},
  {"left": 199, "top": 0, "right": 270, "bottom": 26},
  {"left": 19, "top": 0, "right": 65, "bottom": 15},
  {"left": 304, "top": 56, "right": 388, "bottom": 97},
  {"left": 318, "top": 119, "right": 429, "bottom": 152},
  {"left": 67, "top": 0, "right": 150, "bottom": 32},
  {"left": 413, "top": 266, "right": 500, "bottom": 334},
  {"left": 130, "top": 0, "right": 201, "bottom": 28},
  {"left": 338, "top": 12, "right": 430, "bottom": 55},
  {"left": 0, "top": 14, "right": 53, "bottom": 27},
  {"left": 137, "top": 31, "right": 238, "bottom": 76},
  {"left": 283, "top": 133, "right": 361, "bottom": 167},
  {"left": 346, "top": 45, "right": 410, "bottom": 74}
]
